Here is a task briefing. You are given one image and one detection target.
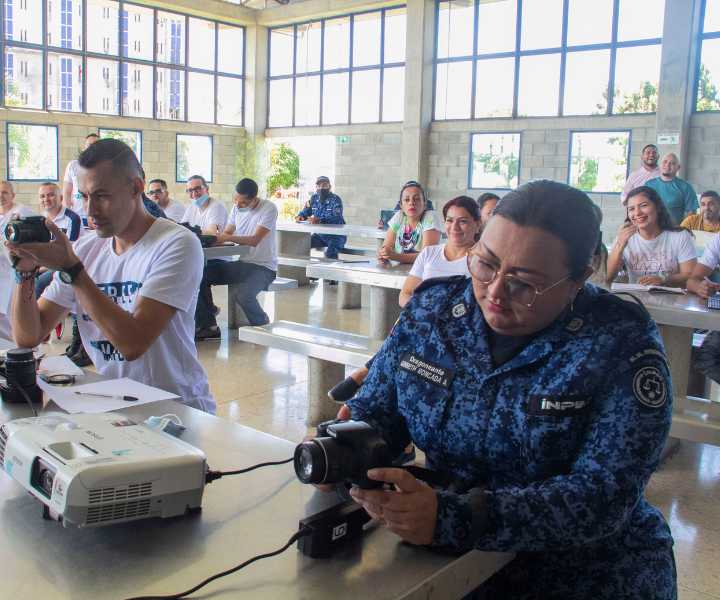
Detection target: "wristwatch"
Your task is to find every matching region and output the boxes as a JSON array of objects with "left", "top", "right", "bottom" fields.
[{"left": 59, "top": 261, "right": 84, "bottom": 284}]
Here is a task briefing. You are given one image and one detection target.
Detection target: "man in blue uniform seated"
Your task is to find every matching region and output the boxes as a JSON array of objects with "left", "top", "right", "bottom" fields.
[
  {"left": 295, "top": 176, "right": 346, "bottom": 259},
  {"left": 329, "top": 180, "right": 676, "bottom": 599}
]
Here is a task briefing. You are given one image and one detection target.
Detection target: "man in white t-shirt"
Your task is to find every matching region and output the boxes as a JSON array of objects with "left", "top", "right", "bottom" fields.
[
  {"left": 0, "top": 180, "right": 37, "bottom": 338},
  {"left": 180, "top": 175, "right": 228, "bottom": 233},
  {"left": 147, "top": 178, "right": 186, "bottom": 222},
  {"left": 195, "top": 178, "right": 277, "bottom": 340},
  {"left": 63, "top": 132, "right": 99, "bottom": 216},
  {"left": 687, "top": 234, "right": 720, "bottom": 298},
  {"left": 8, "top": 138, "right": 215, "bottom": 413}
]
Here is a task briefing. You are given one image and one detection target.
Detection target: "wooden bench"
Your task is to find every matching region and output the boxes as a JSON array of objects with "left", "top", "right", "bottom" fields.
[
  {"left": 227, "top": 277, "right": 298, "bottom": 330},
  {"left": 236, "top": 320, "right": 382, "bottom": 425}
]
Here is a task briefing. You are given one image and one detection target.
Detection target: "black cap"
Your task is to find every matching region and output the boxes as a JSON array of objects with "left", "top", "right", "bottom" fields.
[{"left": 316, "top": 176, "right": 330, "bottom": 184}]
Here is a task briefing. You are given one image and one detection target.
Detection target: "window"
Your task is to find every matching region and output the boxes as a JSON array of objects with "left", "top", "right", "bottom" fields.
[
  {"left": 469, "top": 133, "right": 520, "bottom": 190},
  {"left": 99, "top": 128, "right": 141, "bottom": 161},
  {"left": 697, "top": 0, "right": 720, "bottom": 111},
  {"left": 177, "top": 134, "right": 212, "bottom": 183},
  {"left": 0, "top": 0, "right": 244, "bottom": 124},
  {"left": 434, "top": 0, "right": 664, "bottom": 120},
  {"left": 268, "top": 6, "right": 406, "bottom": 127},
  {"left": 6, "top": 122, "right": 58, "bottom": 180},
  {"left": 568, "top": 131, "right": 630, "bottom": 194}
]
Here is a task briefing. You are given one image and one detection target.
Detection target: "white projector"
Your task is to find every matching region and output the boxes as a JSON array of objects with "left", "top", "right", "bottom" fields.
[{"left": 0, "top": 413, "right": 207, "bottom": 527}]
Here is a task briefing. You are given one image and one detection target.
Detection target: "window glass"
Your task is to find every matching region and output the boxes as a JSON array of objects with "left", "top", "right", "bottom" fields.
[
  {"left": 520, "top": 0, "right": 562, "bottom": 50},
  {"left": 121, "top": 3, "right": 153, "bottom": 61},
  {"left": 475, "top": 57, "right": 514, "bottom": 118},
  {"left": 322, "top": 72, "right": 349, "bottom": 124},
  {"left": 4, "top": 0, "right": 42, "bottom": 44},
  {"left": 4, "top": 47, "right": 43, "bottom": 109},
  {"left": 295, "top": 22, "right": 321, "bottom": 74},
  {"left": 567, "top": 0, "right": 613, "bottom": 46},
  {"left": 353, "top": 11, "right": 380, "bottom": 67},
  {"left": 470, "top": 133, "right": 520, "bottom": 190},
  {"left": 517, "top": 53, "right": 561, "bottom": 116},
  {"left": 268, "top": 78, "right": 293, "bottom": 126},
  {"left": 7, "top": 123, "right": 58, "bottom": 180},
  {"left": 156, "top": 66, "right": 185, "bottom": 120},
  {"left": 177, "top": 135, "right": 213, "bottom": 183},
  {"left": 217, "top": 76, "right": 243, "bottom": 125},
  {"left": 613, "top": 45, "right": 661, "bottom": 114},
  {"left": 270, "top": 27, "right": 294, "bottom": 77},
  {"left": 218, "top": 23, "right": 243, "bottom": 75},
  {"left": 121, "top": 61, "right": 153, "bottom": 118},
  {"left": 477, "top": 0, "right": 516, "bottom": 55},
  {"left": 157, "top": 11, "right": 185, "bottom": 65},
  {"left": 618, "top": 0, "right": 665, "bottom": 41},
  {"left": 47, "top": 52, "right": 83, "bottom": 112},
  {"left": 563, "top": 49, "right": 610, "bottom": 116},
  {"left": 86, "top": 58, "right": 119, "bottom": 115},
  {"left": 698, "top": 38, "right": 720, "bottom": 111},
  {"left": 189, "top": 18, "right": 215, "bottom": 70},
  {"left": 384, "top": 8, "right": 406, "bottom": 63},
  {"left": 99, "top": 128, "right": 141, "bottom": 160},
  {"left": 323, "top": 17, "right": 349, "bottom": 70},
  {"left": 294, "top": 74, "right": 320, "bottom": 126},
  {"left": 47, "top": 0, "right": 83, "bottom": 50},
  {"left": 382, "top": 66, "right": 404, "bottom": 121},
  {"left": 706, "top": 0, "right": 720, "bottom": 33},
  {"left": 569, "top": 131, "right": 629, "bottom": 193},
  {"left": 437, "top": 0, "right": 474, "bottom": 59},
  {"left": 86, "top": 0, "right": 119, "bottom": 55},
  {"left": 188, "top": 72, "right": 215, "bottom": 123},
  {"left": 435, "top": 61, "right": 472, "bottom": 120},
  {"left": 351, "top": 69, "right": 380, "bottom": 123}
]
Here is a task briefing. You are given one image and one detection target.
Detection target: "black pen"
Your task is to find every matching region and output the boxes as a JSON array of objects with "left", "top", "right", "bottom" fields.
[{"left": 73, "top": 391, "right": 139, "bottom": 402}]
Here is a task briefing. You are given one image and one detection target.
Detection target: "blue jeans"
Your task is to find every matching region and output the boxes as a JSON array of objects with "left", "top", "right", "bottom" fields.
[
  {"left": 195, "top": 259, "right": 276, "bottom": 329},
  {"left": 311, "top": 233, "right": 347, "bottom": 259}
]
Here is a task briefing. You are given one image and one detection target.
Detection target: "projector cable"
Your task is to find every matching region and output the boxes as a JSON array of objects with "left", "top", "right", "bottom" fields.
[
  {"left": 204, "top": 456, "right": 293, "bottom": 484},
  {"left": 123, "top": 526, "right": 311, "bottom": 600}
]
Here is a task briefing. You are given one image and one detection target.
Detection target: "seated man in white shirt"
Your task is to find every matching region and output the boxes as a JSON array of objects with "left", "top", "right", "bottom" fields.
[
  {"left": 147, "top": 178, "right": 186, "bottom": 222},
  {"left": 8, "top": 138, "right": 215, "bottom": 413},
  {"left": 195, "top": 178, "right": 277, "bottom": 340},
  {"left": 687, "top": 234, "right": 720, "bottom": 298}
]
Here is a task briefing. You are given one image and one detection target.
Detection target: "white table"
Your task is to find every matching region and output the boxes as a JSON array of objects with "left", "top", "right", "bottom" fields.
[{"left": 203, "top": 243, "right": 251, "bottom": 263}]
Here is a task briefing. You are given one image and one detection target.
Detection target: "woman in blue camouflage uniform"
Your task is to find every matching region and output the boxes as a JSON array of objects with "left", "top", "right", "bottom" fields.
[{"left": 347, "top": 180, "right": 676, "bottom": 599}]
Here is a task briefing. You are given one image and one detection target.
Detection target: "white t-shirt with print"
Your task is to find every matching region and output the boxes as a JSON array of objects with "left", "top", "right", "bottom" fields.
[
  {"left": 63, "top": 160, "right": 85, "bottom": 216},
  {"left": 388, "top": 210, "right": 443, "bottom": 254},
  {"left": 409, "top": 244, "right": 470, "bottom": 281},
  {"left": 228, "top": 200, "right": 278, "bottom": 271},
  {"left": 0, "top": 204, "right": 38, "bottom": 315},
  {"left": 616, "top": 230, "right": 697, "bottom": 283},
  {"left": 163, "top": 199, "right": 187, "bottom": 222},
  {"left": 180, "top": 198, "right": 228, "bottom": 232},
  {"left": 42, "top": 218, "right": 215, "bottom": 414}
]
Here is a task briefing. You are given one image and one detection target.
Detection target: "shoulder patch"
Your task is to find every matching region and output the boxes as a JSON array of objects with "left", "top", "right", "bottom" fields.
[{"left": 633, "top": 366, "right": 668, "bottom": 409}]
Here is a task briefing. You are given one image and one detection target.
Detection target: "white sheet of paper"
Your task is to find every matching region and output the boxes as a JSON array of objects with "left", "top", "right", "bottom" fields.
[
  {"left": 37, "top": 376, "right": 179, "bottom": 413},
  {"left": 38, "top": 355, "right": 84, "bottom": 377}
]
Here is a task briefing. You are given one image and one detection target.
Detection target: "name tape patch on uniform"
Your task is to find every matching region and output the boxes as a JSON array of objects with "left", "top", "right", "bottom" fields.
[
  {"left": 633, "top": 366, "right": 667, "bottom": 409},
  {"left": 527, "top": 396, "right": 591, "bottom": 417},
  {"left": 399, "top": 353, "right": 454, "bottom": 389}
]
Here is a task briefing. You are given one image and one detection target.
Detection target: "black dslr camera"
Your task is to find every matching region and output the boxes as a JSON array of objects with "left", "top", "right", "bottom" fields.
[
  {"left": 294, "top": 420, "right": 393, "bottom": 489},
  {"left": 179, "top": 221, "right": 217, "bottom": 248},
  {"left": 5, "top": 216, "right": 51, "bottom": 244}
]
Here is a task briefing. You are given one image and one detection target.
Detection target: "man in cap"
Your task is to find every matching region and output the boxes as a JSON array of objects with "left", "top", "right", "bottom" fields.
[{"left": 295, "top": 176, "right": 346, "bottom": 259}]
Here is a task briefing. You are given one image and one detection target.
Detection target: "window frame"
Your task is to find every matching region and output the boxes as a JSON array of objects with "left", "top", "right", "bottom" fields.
[
  {"left": 433, "top": 0, "right": 663, "bottom": 121},
  {"left": 0, "top": 0, "right": 245, "bottom": 125},
  {"left": 466, "top": 130, "right": 522, "bottom": 191},
  {"left": 566, "top": 128, "right": 632, "bottom": 195},
  {"left": 266, "top": 4, "right": 406, "bottom": 128},
  {"left": 175, "top": 132, "right": 213, "bottom": 184},
  {"left": 5, "top": 120, "right": 59, "bottom": 181},
  {"left": 694, "top": 0, "right": 720, "bottom": 113}
]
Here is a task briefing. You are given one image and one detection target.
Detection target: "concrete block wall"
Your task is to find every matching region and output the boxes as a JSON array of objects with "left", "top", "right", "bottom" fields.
[
  {"left": 428, "top": 115, "right": 657, "bottom": 238},
  {"left": 0, "top": 110, "right": 246, "bottom": 213},
  {"left": 687, "top": 112, "right": 720, "bottom": 192}
]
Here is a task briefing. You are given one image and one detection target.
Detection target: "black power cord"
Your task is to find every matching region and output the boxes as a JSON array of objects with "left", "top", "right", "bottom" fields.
[
  {"left": 3, "top": 376, "right": 38, "bottom": 417},
  {"left": 123, "top": 526, "right": 311, "bottom": 600},
  {"left": 204, "top": 457, "right": 293, "bottom": 483}
]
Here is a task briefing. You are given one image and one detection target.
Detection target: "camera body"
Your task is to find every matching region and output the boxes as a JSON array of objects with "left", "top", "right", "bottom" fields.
[
  {"left": 5, "top": 216, "right": 51, "bottom": 244},
  {"left": 294, "top": 420, "right": 393, "bottom": 489},
  {"left": 179, "top": 221, "right": 217, "bottom": 248}
]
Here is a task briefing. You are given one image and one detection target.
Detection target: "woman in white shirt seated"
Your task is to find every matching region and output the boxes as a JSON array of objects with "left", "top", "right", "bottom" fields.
[
  {"left": 607, "top": 185, "right": 697, "bottom": 288},
  {"left": 330, "top": 195, "right": 481, "bottom": 403}
]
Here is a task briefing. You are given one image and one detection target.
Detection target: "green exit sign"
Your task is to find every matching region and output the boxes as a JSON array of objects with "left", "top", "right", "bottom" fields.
[{"left": 337, "top": 135, "right": 350, "bottom": 144}]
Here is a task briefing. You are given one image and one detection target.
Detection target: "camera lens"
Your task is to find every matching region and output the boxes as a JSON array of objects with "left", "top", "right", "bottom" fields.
[
  {"left": 294, "top": 441, "right": 327, "bottom": 484},
  {"left": 5, "top": 224, "right": 17, "bottom": 242},
  {"left": 5, "top": 348, "right": 37, "bottom": 388}
]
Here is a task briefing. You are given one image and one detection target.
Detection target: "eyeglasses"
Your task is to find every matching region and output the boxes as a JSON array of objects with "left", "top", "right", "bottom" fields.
[
  {"left": 467, "top": 253, "right": 571, "bottom": 308},
  {"left": 186, "top": 185, "right": 204, "bottom": 195},
  {"left": 147, "top": 189, "right": 164, "bottom": 196}
]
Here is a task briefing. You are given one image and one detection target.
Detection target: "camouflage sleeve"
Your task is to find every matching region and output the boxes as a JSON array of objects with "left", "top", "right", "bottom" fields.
[
  {"left": 433, "top": 331, "right": 673, "bottom": 552},
  {"left": 320, "top": 196, "right": 345, "bottom": 224},
  {"left": 297, "top": 200, "right": 313, "bottom": 219}
]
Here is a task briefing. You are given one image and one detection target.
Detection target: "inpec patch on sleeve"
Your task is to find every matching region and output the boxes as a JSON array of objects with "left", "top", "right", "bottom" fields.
[
  {"left": 633, "top": 366, "right": 667, "bottom": 409},
  {"left": 399, "top": 352, "right": 455, "bottom": 389},
  {"left": 527, "top": 395, "right": 591, "bottom": 416}
]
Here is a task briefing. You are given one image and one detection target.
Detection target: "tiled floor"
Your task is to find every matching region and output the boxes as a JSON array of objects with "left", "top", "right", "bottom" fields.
[{"left": 43, "top": 281, "right": 720, "bottom": 598}]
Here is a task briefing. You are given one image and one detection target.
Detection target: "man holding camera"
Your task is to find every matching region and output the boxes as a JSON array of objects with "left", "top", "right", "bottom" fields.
[{"left": 8, "top": 139, "right": 215, "bottom": 414}]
